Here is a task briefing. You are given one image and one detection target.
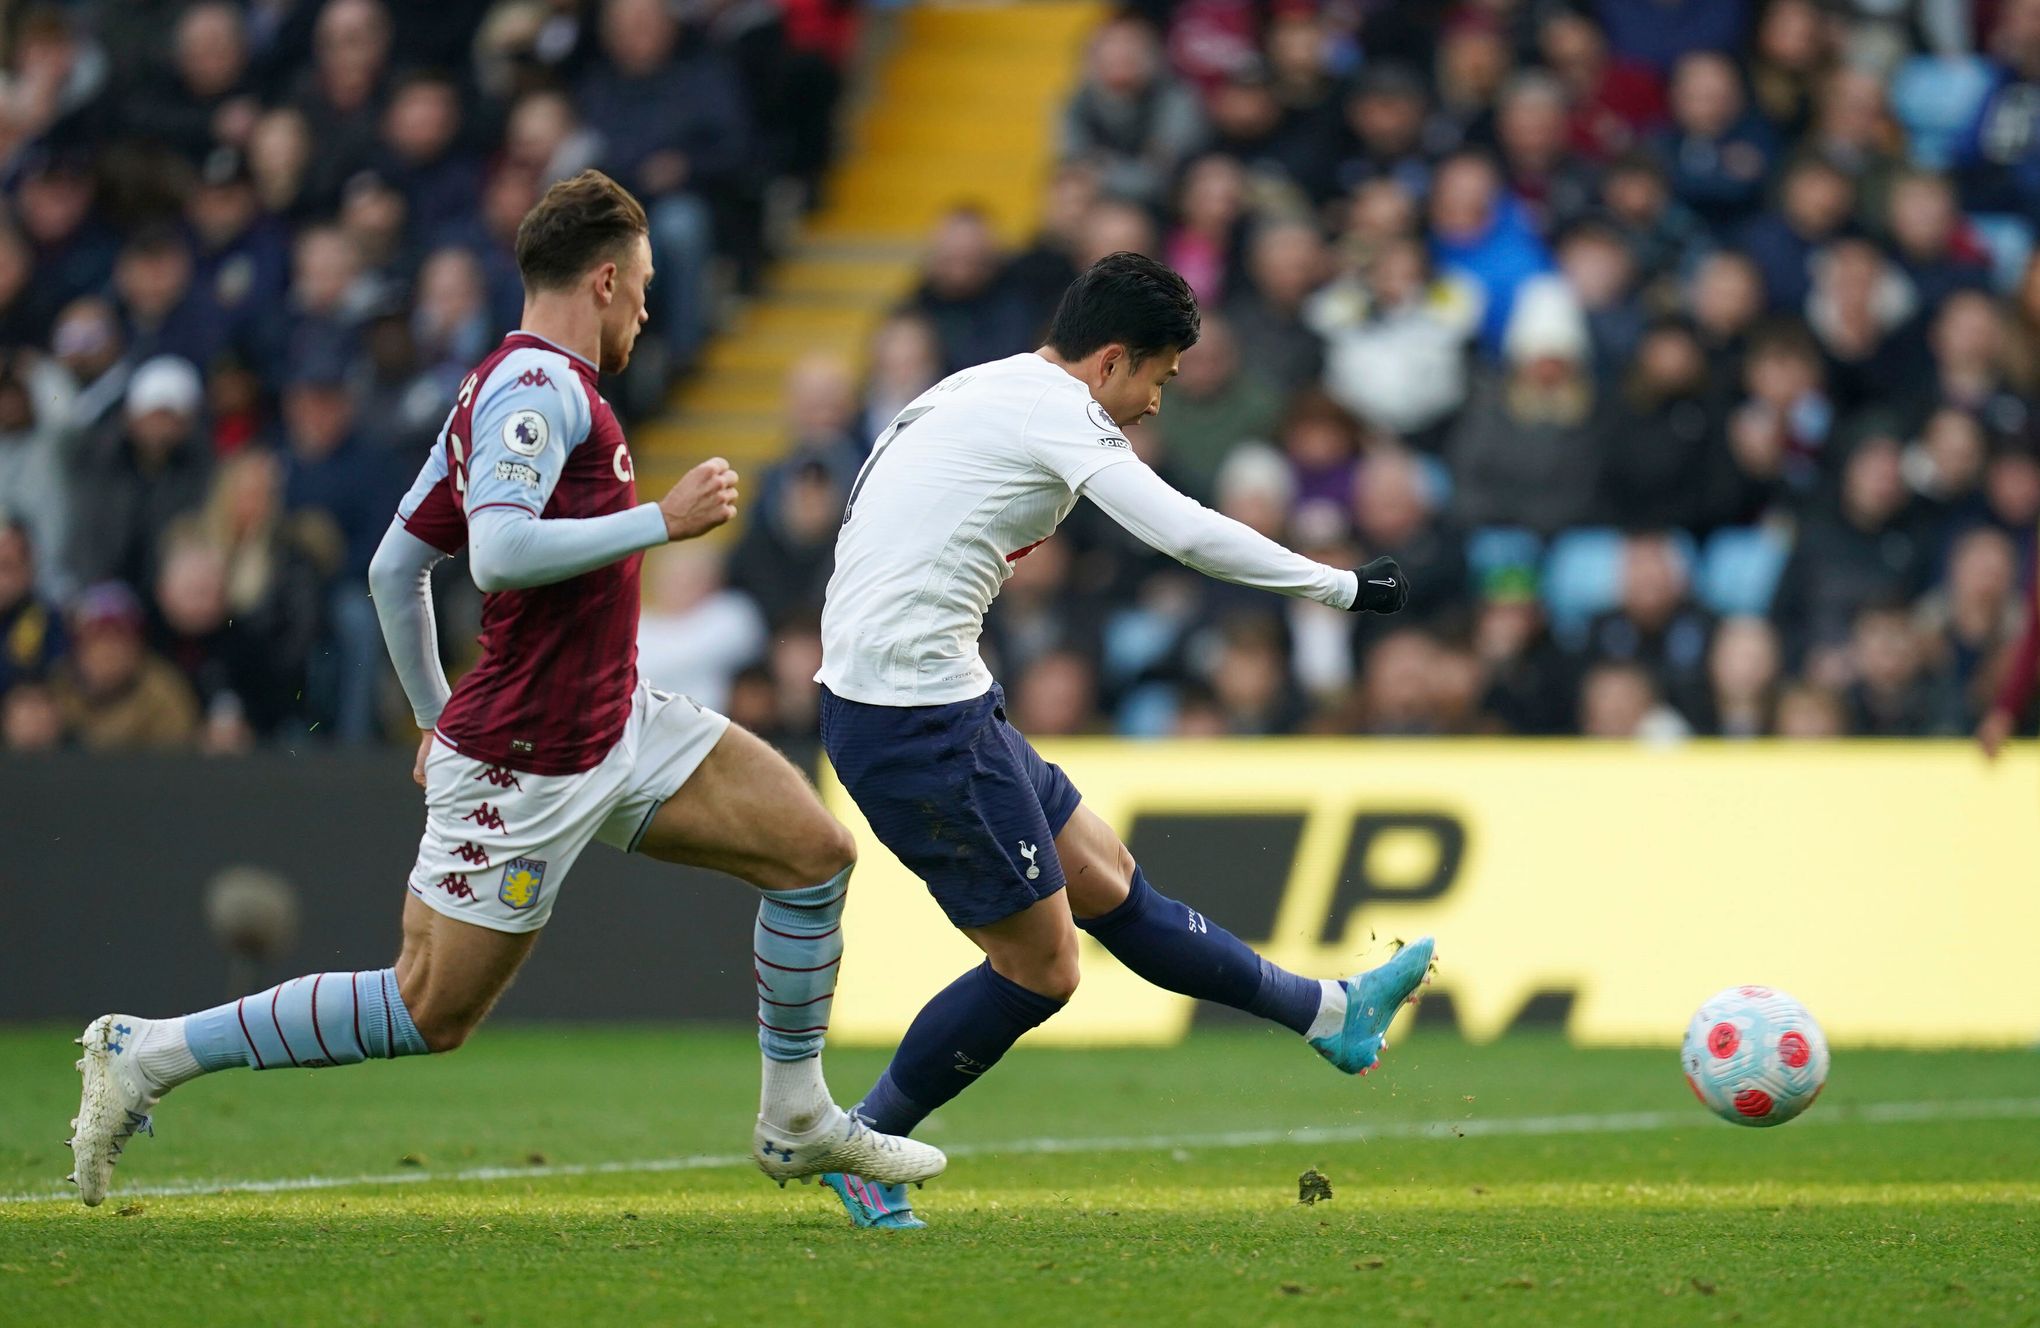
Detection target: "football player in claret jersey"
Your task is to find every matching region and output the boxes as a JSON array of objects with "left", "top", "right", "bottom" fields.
[
  {"left": 813, "top": 253, "right": 1436, "bottom": 1228},
  {"left": 63, "top": 170, "right": 943, "bottom": 1206}
]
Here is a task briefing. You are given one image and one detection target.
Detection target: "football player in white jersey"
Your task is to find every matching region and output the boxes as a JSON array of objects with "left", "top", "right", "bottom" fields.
[{"left": 812, "top": 253, "right": 1436, "bottom": 1228}]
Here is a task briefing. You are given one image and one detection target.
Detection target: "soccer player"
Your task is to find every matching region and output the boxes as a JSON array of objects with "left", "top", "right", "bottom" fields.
[
  {"left": 64, "top": 171, "right": 943, "bottom": 1206},
  {"left": 814, "top": 252, "right": 1436, "bottom": 1229}
]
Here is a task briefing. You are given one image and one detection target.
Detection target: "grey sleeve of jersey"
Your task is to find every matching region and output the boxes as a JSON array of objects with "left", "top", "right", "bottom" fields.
[
  {"left": 1080, "top": 460, "right": 1359, "bottom": 610},
  {"left": 467, "top": 502, "right": 670, "bottom": 592},
  {"left": 368, "top": 520, "right": 453, "bottom": 728}
]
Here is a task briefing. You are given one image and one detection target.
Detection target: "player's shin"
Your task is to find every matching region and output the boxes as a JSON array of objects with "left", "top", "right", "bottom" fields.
[
  {"left": 854, "top": 960, "right": 1065, "bottom": 1135},
  {"left": 753, "top": 867, "right": 848, "bottom": 1135},
  {"left": 1074, "top": 865, "right": 1344, "bottom": 1038},
  {"left": 140, "top": 969, "right": 432, "bottom": 1092}
]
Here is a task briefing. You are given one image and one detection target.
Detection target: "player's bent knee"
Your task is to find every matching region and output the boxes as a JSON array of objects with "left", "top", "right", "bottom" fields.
[{"left": 411, "top": 1008, "right": 479, "bottom": 1054}]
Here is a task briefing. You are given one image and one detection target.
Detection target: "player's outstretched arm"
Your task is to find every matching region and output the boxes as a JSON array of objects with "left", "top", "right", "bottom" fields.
[
  {"left": 367, "top": 519, "right": 453, "bottom": 733},
  {"left": 466, "top": 457, "right": 738, "bottom": 591},
  {"left": 1080, "top": 460, "right": 1407, "bottom": 613}
]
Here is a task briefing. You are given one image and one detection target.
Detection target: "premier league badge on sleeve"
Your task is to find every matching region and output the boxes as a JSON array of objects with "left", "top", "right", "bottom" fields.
[
  {"left": 1086, "top": 400, "right": 1119, "bottom": 433},
  {"left": 499, "top": 858, "right": 548, "bottom": 911},
  {"left": 503, "top": 409, "right": 550, "bottom": 457}
]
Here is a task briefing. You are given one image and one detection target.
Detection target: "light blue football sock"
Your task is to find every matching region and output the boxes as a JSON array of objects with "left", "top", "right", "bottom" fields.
[
  {"left": 181, "top": 968, "right": 430, "bottom": 1072},
  {"left": 754, "top": 868, "right": 848, "bottom": 1061}
]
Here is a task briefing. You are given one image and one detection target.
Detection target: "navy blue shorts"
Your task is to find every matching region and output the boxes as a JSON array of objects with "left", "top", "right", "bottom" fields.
[{"left": 821, "top": 683, "right": 1083, "bottom": 929}]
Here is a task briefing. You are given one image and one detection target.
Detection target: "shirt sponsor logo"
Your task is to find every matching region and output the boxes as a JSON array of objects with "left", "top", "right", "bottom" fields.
[
  {"left": 503, "top": 408, "right": 550, "bottom": 457},
  {"left": 613, "top": 444, "right": 634, "bottom": 482},
  {"left": 494, "top": 460, "right": 541, "bottom": 487},
  {"left": 499, "top": 857, "right": 548, "bottom": 911},
  {"left": 1098, "top": 435, "right": 1129, "bottom": 449}
]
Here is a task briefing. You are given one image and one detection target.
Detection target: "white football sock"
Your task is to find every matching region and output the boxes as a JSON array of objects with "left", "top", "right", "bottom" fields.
[
  {"left": 759, "top": 1053, "right": 834, "bottom": 1135},
  {"left": 133, "top": 1016, "right": 203, "bottom": 1094},
  {"left": 1304, "top": 980, "right": 1348, "bottom": 1042}
]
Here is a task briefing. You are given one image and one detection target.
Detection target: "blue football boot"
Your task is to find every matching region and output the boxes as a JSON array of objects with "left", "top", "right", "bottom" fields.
[
  {"left": 1309, "top": 937, "right": 1437, "bottom": 1075},
  {"left": 823, "top": 1172, "right": 927, "bottom": 1230}
]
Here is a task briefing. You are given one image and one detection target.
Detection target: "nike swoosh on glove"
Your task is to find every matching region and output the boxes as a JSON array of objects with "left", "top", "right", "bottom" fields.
[{"left": 1350, "top": 557, "right": 1409, "bottom": 613}]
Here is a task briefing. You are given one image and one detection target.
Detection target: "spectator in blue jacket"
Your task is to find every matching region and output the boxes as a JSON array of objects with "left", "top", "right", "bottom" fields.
[{"left": 1429, "top": 151, "right": 1553, "bottom": 356}]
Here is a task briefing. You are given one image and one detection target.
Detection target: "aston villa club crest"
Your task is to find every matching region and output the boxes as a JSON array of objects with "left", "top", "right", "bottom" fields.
[{"left": 499, "top": 858, "right": 548, "bottom": 911}]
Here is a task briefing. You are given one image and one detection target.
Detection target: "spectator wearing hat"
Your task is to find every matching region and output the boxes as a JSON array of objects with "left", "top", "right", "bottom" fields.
[
  {"left": 1060, "top": 14, "right": 1206, "bottom": 209},
  {"left": 66, "top": 355, "right": 212, "bottom": 594},
  {"left": 50, "top": 581, "right": 200, "bottom": 751},
  {"left": 1448, "top": 275, "right": 1608, "bottom": 534},
  {"left": 0, "top": 520, "right": 65, "bottom": 695},
  {"left": 187, "top": 146, "right": 292, "bottom": 350}
]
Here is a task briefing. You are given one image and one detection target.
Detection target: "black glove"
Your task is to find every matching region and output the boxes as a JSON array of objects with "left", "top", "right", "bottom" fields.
[{"left": 1350, "top": 556, "right": 1409, "bottom": 614}]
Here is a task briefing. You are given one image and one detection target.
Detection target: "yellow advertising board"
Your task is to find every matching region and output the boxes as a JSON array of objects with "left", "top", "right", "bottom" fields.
[{"left": 826, "top": 742, "right": 2040, "bottom": 1048}]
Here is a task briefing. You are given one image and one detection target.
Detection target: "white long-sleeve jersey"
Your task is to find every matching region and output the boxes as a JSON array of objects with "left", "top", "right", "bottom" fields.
[{"left": 816, "top": 352, "right": 1358, "bottom": 707}]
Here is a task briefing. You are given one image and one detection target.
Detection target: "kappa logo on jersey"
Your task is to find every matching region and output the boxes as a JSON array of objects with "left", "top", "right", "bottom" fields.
[
  {"left": 499, "top": 858, "right": 547, "bottom": 911},
  {"left": 515, "top": 368, "right": 553, "bottom": 389},
  {"left": 503, "top": 408, "right": 550, "bottom": 457},
  {"left": 494, "top": 460, "right": 541, "bottom": 487}
]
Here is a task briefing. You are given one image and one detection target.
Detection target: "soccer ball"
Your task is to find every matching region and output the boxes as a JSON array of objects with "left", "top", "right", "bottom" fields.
[{"left": 1680, "top": 985, "right": 1830, "bottom": 1127}]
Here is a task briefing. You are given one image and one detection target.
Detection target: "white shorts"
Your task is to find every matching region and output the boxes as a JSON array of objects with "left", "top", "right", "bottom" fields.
[{"left": 407, "top": 681, "right": 731, "bottom": 933}]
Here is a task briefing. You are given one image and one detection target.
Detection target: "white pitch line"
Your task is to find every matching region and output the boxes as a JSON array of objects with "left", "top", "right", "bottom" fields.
[{"left": 5, "top": 1096, "right": 2037, "bottom": 1207}]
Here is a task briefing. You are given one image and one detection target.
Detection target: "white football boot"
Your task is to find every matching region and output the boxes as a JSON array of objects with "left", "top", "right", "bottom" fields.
[
  {"left": 67, "top": 1014, "right": 166, "bottom": 1207},
  {"left": 752, "top": 1106, "right": 946, "bottom": 1187}
]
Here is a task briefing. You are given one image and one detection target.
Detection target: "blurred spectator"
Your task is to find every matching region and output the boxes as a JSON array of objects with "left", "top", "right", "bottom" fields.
[
  {"left": 1771, "top": 434, "right": 1931, "bottom": 664},
  {"left": 0, "top": 520, "right": 65, "bottom": 694},
  {"left": 48, "top": 296, "right": 127, "bottom": 438},
  {"left": 195, "top": 449, "right": 324, "bottom": 730},
  {"left": 1307, "top": 234, "right": 1480, "bottom": 443},
  {"left": 0, "top": 350, "right": 78, "bottom": 598},
  {"left": 730, "top": 452, "right": 846, "bottom": 630},
  {"left": 0, "top": 221, "right": 53, "bottom": 351},
  {"left": 1073, "top": 198, "right": 1160, "bottom": 268},
  {"left": 1798, "top": 67, "right": 1902, "bottom": 222},
  {"left": 1276, "top": 391, "right": 1362, "bottom": 511},
  {"left": 1429, "top": 151, "right": 1551, "bottom": 354},
  {"left": 1954, "top": 0, "right": 2040, "bottom": 213},
  {"left": 188, "top": 147, "right": 292, "bottom": 355},
  {"left": 1205, "top": 55, "right": 1334, "bottom": 198},
  {"left": 1006, "top": 164, "right": 1099, "bottom": 334},
  {"left": 1352, "top": 627, "right": 1448, "bottom": 735},
  {"left": 375, "top": 71, "right": 482, "bottom": 249},
  {"left": 1689, "top": 251, "right": 1768, "bottom": 381},
  {"left": 1475, "top": 565, "right": 1577, "bottom": 734},
  {"left": 1843, "top": 601, "right": 1947, "bottom": 735},
  {"left": 1539, "top": 8, "right": 1667, "bottom": 162},
  {"left": 1224, "top": 219, "right": 1328, "bottom": 393},
  {"left": 1599, "top": 319, "right": 1734, "bottom": 533},
  {"left": 288, "top": 0, "right": 394, "bottom": 213},
  {"left": 1449, "top": 277, "right": 1607, "bottom": 534},
  {"left": 1351, "top": 450, "right": 1467, "bottom": 624},
  {"left": 1885, "top": 170, "right": 1992, "bottom": 310},
  {"left": 1166, "top": 154, "right": 1248, "bottom": 306},
  {"left": 635, "top": 545, "right": 767, "bottom": 712},
  {"left": 1496, "top": 71, "right": 1599, "bottom": 233},
  {"left": 51, "top": 582, "right": 201, "bottom": 751},
  {"left": 1206, "top": 615, "right": 1305, "bottom": 734},
  {"left": 1737, "top": 154, "right": 1857, "bottom": 313},
  {"left": 1433, "top": 11, "right": 1511, "bottom": 151},
  {"left": 1912, "top": 289, "right": 2027, "bottom": 441},
  {"left": 908, "top": 207, "right": 1036, "bottom": 376},
  {"left": 1597, "top": 0, "right": 1751, "bottom": 77},
  {"left": 1061, "top": 15, "right": 1207, "bottom": 208},
  {"left": 1805, "top": 237, "right": 1924, "bottom": 411},
  {"left": 763, "top": 619, "right": 825, "bottom": 742},
  {"left": 1774, "top": 680, "right": 1848, "bottom": 737},
  {"left": 411, "top": 246, "right": 493, "bottom": 397},
  {"left": 858, "top": 313, "right": 943, "bottom": 446},
  {"left": 1598, "top": 152, "right": 1711, "bottom": 289},
  {"left": 1329, "top": 63, "right": 1433, "bottom": 203},
  {"left": 1010, "top": 648, "right": 1102, "bottom": 736},
  {"left": 1147, "top": 311, "right": 1282, "bottom": 503},
  {"left": 15, "top": 149, "right": 118, "bottom": 314},
  {"left": 1659, "top": 51, "right": 1777, "bottom": 230},
  {"left": 1555, "top": 219, "right": 1646, "bottom": 382},
  {"left": 126, "top": 1, "right": 258, "bottom": 163},
  {"left": 113, "top": 224, "right": 228, "bottom": 370},
  {"left": 1748, "top": 0, "right": 1830, "bottom": 140},
  {"left": 247, "top": 106, "right": 317, "bottom": 224},
  {"left": 2, "top": 679, "right": 64, "bottom": 751},
  {"left": 1699, "top": 615, "right": 1782, "bottom": 737},
  {"left": 1903, "top": 406, "right": 1989, "bottom": 521},
  {"left": 1578, "top": 658, "right": 1690, "bottom": 740},
  {"left": 1726, "top": 322, "right": 1834, "bottom": 509},
  {"left": 1581, "top": 532, "right": 1716, "bottom": 722},
  {"left": 150, "top": 529, "right": 265, "bottom": 753},
  {"left": 67, "top": 355, "right": 212, "bottom": 594},
  {"left": 1916, "top": 525, "right": 2021, "bottom": 723}
]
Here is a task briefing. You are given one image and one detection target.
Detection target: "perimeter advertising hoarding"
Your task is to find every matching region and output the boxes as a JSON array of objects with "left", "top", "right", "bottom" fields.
[{"left": 825, "top": 742, "right": 2040, "bottom": 1048}]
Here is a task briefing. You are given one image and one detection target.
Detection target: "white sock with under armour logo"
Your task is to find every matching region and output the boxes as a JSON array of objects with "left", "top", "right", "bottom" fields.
[{"left": 760, "top": 1053, "right": 834, "bottom": 1135}]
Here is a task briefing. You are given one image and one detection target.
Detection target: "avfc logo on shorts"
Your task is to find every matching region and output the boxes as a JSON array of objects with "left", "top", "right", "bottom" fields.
[{"left": 499, "top": 858, "right": 548, "bottom": 911}]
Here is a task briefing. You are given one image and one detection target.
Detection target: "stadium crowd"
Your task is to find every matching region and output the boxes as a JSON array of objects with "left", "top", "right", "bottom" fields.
[{"left": 3, "top": 0, "right": 2039, "bottom": 751}]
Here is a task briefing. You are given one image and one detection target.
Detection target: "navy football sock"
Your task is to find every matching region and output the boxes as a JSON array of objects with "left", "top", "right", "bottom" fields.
[
  {"left": 856, "top": 961, "right": 1065, "bottom": 1136},
  {"left": 1076, "top": 866, "right": 1325, "bottom": 1035}
]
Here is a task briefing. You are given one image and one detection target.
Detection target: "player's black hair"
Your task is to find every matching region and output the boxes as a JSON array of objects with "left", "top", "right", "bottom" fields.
[{"left": 1046, "top": 252, "right": 1201, "bottom": 367}]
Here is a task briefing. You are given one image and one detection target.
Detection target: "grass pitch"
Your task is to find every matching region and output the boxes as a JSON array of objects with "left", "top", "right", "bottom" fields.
[{"left": 1, "top": 1026, "right": 2036, "bottom": 1327}]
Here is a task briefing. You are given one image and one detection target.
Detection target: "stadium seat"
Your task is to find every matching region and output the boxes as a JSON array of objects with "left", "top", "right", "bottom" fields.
[
  {"left": 1467, "top": 527, "right": 1545, "bottom": 581},
  {"left": 1967, "top": 213, "right": 2036, "bottom": 292},
  {"left": 1697, "top": 525, "right": 1793, "bottom": 617},
  {"left": 1890, "top": 55, "right": 1992, "bottom": 170},
  {"left": 1540, "top": 528, "right": 1625, "bottom": 635}
]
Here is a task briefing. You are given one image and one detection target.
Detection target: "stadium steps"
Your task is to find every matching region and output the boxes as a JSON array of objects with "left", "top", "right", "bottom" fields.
[{"left": 632, "top": 0, "right": 1103, "bottom": 497}]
